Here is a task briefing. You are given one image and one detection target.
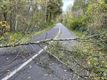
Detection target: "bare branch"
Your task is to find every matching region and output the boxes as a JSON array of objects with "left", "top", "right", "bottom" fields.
[
  {"left": 0, "top": 38, "right": 79, "bottom": 48},
  {"left": 46, "top": 50, "right": 88, "bottom": 80},
  {"left": 0, "top": 35, "right": 102, "bottom": 48}
]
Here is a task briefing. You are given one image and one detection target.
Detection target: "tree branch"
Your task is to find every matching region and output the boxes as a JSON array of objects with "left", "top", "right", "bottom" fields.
[
  {"left": 0, "top": 38, "right": 79, "bottom": 48},
  {"left": 0, "top": 36, "right": 102, "bottom": 48}
]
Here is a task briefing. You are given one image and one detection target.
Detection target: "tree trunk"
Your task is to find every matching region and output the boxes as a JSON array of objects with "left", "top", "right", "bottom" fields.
[{"left": 3, "top": 12, "right": 7, "bottom": 21}]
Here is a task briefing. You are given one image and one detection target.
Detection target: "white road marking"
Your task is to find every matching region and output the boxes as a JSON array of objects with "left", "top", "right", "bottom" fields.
[{"left": 2, "top": 27, "right": 61, "bottom": 80}]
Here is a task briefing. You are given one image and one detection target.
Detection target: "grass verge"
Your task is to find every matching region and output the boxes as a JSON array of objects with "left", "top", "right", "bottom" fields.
[{"left": 0, "top": 27, "right": 51, "bottom": 47}]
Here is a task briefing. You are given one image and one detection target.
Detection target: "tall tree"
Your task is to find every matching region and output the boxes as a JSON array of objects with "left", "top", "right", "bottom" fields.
[{"left": 46, "top": 0, "right": 63, "bottom": 22}]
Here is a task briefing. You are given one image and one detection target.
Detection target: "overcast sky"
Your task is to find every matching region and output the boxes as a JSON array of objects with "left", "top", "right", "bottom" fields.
[{"left": 62, "top": 0, "right": 74, "bottom": 12}]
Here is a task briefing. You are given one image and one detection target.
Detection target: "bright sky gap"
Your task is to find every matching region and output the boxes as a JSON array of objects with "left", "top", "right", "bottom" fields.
[{"left": 62, "top": 0, "right": 74, "bottom": 11}]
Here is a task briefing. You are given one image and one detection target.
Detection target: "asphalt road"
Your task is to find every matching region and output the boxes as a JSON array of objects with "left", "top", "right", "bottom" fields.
[{"left": 0, "top": 23, "right": 83, "bottom": 80}]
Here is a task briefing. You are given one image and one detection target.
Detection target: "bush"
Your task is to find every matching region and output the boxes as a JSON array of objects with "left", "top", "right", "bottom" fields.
[{"left": 69, "top": 17, "right": 87, "bottom": 32}]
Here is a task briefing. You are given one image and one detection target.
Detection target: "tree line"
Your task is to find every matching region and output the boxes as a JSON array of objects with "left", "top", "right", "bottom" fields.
[
  {"left": 0, "top": 0, "right": 63, "bottom": 34},
  {"left": 63, "top": 0, "right": 107, "bottom": 79}
]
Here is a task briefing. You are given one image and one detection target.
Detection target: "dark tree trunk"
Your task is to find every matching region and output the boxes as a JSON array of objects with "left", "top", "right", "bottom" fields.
[{"left": 3, "top": 12, "right": 7, "bottom": 21}]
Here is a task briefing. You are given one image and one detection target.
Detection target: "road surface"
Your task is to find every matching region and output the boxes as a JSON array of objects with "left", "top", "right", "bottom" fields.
[{"left": 0, "top": 23, "right": 84, "bottom": 80}]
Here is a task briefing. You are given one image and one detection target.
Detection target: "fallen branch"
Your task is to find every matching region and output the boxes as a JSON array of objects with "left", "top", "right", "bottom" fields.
[
  {"left": 37, "top": 43, "right": 88, "bottom": 80},
  {"left": 46, "top": 50, "right": 88, "bottom": 80},
  {"left": 0, "top": 38, "right": 79, "bottom": 48},
  {"left": 0, "top": 36, "right": 103, "bottom": 48}
]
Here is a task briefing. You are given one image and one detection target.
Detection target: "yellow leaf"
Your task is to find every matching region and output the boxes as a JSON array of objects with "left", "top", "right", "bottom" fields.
[{"left": 87, "top": 60, "right": 91, "bottom": 65}]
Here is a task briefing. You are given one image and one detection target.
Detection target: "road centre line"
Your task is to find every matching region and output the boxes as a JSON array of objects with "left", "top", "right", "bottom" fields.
[{"left": 2, "top": 27, "right": 61, "bottom": 80}]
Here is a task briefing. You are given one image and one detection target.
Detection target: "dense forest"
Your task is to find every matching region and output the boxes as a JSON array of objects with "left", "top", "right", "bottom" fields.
[
  {"left": 0, "top": 0, "right": 62, "bottom": 45},
  {"left": 62, "top": 0, "right": 107, "bottom": 79},
  {"left": 0, "top": 0, "right": 107, "bottom": 80}
]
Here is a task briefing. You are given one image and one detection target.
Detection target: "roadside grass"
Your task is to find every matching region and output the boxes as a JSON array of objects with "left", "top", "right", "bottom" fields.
[
  {"left": 32, "top": 27, "right": 52, "bottom": 37},
  {"left": 73, "top": 30, "right": 84, "bottom": 37},
  {"left": 0, "top": 27, "right": 51, "bottom": 47},
  {"left": 67, "top": 29, "right": 107, "bottom": 79}
]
